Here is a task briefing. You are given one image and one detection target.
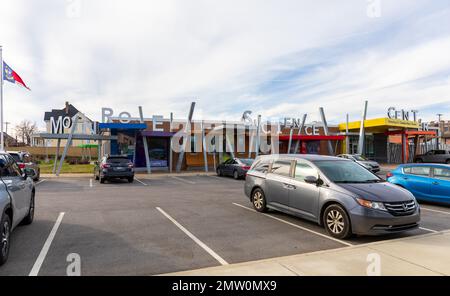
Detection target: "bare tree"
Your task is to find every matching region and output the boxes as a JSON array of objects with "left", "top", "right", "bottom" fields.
[{"left": 14, "top": 120, "right": 38, "bottom": 145}]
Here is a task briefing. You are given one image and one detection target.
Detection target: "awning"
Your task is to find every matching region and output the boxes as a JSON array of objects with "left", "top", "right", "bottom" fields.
[
  {"left": 98, "top": 123, "right": 147, "bottom": 130},
  {"left": 279, "top": 135, "right": 345, "bottom": 141}
]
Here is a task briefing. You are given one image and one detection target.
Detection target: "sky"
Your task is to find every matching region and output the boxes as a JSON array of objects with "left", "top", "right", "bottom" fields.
[{"left": 1, "top": 0, "right": 450, "bottom": 133}]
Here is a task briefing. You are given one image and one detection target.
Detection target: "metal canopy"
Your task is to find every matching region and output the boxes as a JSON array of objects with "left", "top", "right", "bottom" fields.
[{"left": 33, "top": 133, "right": 118, "bottom": 140}]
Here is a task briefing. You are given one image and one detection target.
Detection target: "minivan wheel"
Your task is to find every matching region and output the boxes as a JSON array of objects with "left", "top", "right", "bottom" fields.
[
  {"left": 0, "top": 214, "right": 11, "bottom": 266},
  {"left": 252, "top": 189, "right": 268, "bottom": 213},
  {"left": 217, "top": 168, "right": 222, "bottom": 176},
  {"left": 100, "top": 176, "right": 105, "bottom": 184},
  {"left": 323, "top": 204, "right": 352, "bottom": 239}
]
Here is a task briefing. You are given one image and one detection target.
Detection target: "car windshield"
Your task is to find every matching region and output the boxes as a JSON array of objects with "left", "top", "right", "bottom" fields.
[
  {"left": 9, "top": 154, "right": 21, "bottom": 162},
  {"left": 353, "top": 155, "right": 367, "bottom": 161},
  {"left": 238, "top": 159, "right": 254, "bottom": 166},
  {"left": 314, "top": 160, "right": 382, "bottom": 183}
]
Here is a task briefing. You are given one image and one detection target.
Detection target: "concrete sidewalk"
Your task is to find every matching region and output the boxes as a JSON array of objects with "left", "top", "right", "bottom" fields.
[{"left": 166, "top": 230, "right": 450, "bottom": 276}]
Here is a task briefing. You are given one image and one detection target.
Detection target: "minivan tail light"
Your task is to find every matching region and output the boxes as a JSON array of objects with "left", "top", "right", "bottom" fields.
[
  {"left": 242, "top": 166, "right": 251, "bottom": 170},
  {"left": 386, "top": 172, "right": 394, "bottom": 178},
  {"left": 101, "top": 163, "right": 111, "bottom": 169},
  {"left": 18, "top": 163, "right": 26, "bottom": 169}
]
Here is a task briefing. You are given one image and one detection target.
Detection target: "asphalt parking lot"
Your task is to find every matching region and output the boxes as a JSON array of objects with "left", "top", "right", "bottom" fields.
[{"left": 1, "top": 174, "right": 450, "bottom": 276}]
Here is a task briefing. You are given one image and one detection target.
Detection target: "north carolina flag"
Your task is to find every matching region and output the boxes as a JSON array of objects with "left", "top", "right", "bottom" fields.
[{"left": 2, "top": 62, "right": 30, "bottom": 90}]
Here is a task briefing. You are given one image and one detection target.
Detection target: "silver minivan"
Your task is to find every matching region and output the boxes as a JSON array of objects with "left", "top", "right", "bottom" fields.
[{"left": 244, "top": 154, "right": 420, "bottom": 239}]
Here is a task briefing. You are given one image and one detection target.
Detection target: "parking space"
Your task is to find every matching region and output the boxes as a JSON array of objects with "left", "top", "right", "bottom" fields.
[{"left": 1, "top": 175, "right": 449, "bottom": 276}]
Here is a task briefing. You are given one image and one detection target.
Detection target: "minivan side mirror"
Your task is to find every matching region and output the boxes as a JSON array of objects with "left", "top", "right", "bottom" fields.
[{"left": 304, "top": 175, "right": 319, "bottom": 184}]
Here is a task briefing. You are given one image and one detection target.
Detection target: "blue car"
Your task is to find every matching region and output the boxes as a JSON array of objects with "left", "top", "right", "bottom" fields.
[{"left": 387, "top": 164, "right": 450, "bottom": 205}]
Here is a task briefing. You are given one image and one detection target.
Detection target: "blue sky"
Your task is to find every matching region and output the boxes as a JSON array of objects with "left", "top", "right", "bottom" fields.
[{"left": 1, "top": 0, "right": 450, "bottom": 131}]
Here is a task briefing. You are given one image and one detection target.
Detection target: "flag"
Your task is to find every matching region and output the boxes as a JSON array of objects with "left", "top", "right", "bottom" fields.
[{"left": 2, "top": 62, "right": 30, "bottom": 90}]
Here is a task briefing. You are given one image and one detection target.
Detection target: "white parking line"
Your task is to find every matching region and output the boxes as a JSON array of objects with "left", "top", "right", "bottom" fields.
[
  {"left": 419, "top": 227, "right": 439, "bottom": 233},
  {"left": 89, "top": 179, "right": 93, "bottom": 187},
  {"left": 171, "top": 176, "right": 196, "bottom": 184},
  {"left": 29, "top": 212, "right": 65, "bottom": 276},
  {"left": 35, "top": 179, "right": 47, "bottom": 186},
  {"left": 232, "top": 203, "right": 354, "bottom": 247},
  {"left": 156, "top": 207, "right": 229, "bottom": 265},
  {"left": 208, "top": 175, "right": 233, "bottom": 181},
  {"left": 421, "top": 207, "right": 450, "bottom": 215},
  {"left": 134, "top": 178, "right": 148, "bottom": 186}
]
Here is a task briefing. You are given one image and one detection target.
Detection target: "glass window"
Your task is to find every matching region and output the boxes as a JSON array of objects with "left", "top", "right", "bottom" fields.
[
  {"left": 434, "top": 150, "right": 446, "bottom": 155},
  {"left": 407, "top": 166, "right": 431, "bottom": 176},
  {"left": 107, "top": 157, "right": 129, "bottom": 164},
  {"left": 237, "top": 159, "right": 254, "bottom": 166},
  {"left": 9, "top": 162, "right": 22, "bottom": 177},
  {"left": 9, "top": 153, "right": 21, "bottom": 163},
  {"left": 294, "top": 162, "right": 318, "bottom": 182},
  {"left": 270, "top": 160, "right": 292, "bottom": 177},
  {"left": 2, "top": 156, "right": 22, "bottom": 177},
  {"left": 252, "top": 159, "right": 270, "bottom": 173},
  {"left": 434, "top": 168, "right": 450, "bottom": 181}
]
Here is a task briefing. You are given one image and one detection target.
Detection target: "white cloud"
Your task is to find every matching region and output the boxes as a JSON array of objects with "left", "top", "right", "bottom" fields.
[{"left": 0, "top": 0, "right": 449, "bottom": 133}]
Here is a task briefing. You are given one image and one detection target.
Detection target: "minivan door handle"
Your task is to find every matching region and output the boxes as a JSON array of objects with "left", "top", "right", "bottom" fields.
[{"left": 283, "top": 183, "right": 296, "bottom": 190}]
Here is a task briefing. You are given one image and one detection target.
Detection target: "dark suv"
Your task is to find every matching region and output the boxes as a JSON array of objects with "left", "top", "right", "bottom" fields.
[
  {"left": 94, "top": 155, "right": 134, "bottom": 183},
  {"left": 414, "top": 150, "right": 450, "bottom": 164}
]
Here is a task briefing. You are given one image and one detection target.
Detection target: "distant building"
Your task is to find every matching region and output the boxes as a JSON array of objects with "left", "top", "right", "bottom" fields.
[
  {"left": 429, "top": 120, "right": 450, "bottom": 146},
  {"left": 32, "top": 101, "right": 96, "bottom": 147},
  {"left": 1, "top": 132, "right": 23, "bottom": 147}
]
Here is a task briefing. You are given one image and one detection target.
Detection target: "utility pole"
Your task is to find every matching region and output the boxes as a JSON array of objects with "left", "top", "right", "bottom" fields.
[{"left": 437, "top": 114, "right": 443, "bottom": 148}]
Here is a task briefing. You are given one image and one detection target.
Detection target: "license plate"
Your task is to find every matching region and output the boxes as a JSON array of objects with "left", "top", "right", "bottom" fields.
[{"left": 114, "top": 167, "right": 125, "bottom": 171}]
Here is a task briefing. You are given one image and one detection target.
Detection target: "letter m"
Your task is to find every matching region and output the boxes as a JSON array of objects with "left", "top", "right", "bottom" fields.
[{"left": 51, "top": 116, "right": 63, "bottom": 134}]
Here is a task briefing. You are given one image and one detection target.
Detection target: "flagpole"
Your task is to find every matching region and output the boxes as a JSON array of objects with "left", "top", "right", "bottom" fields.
[{"left": 0, "top": 45, "right": 4, "bottom": 152}]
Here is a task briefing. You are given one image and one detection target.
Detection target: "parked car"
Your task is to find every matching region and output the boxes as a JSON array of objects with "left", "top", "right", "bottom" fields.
[
  {"left": 7, "top": 151, "right": 40, "bottom": 181},
  {"left": 387, "top": 164, "right": 450, "bottom": 205},
  {"left": 337, "top": 154, "right": 380, "bottom": 173},
  {"left": 0, "top": 153, "right": 35, "bottom": 266},
  {"left": 414, "top": 150, "right": 450, "bottom": 164},
  {"left": 94, "top": 155, "right": 134, "bottom": 183},
  {"left": 217, "top": 158, "right": 254, "bottom": 179},
  {"left": 245, "top": 154, "right": 420, "bottom": 239}
]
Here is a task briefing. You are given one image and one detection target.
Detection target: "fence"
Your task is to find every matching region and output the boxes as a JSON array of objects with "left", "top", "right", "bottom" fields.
[{"left": 6, "top": 146, "right": 98, "bottom": 159}]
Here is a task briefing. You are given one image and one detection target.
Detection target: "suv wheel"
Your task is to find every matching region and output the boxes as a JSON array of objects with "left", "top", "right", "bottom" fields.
[
  {"left": 0, "top": 214, "right": 11, "bottom": 266},
  {"left": 233, "top": 170, "right": 239, "bottom": 180},
  {"left": 252, "top": 189, "right": 268, "bottom": 213},
  {"left": 100, "top": 176, "right": 105, "bottom": 184},
  {"left": 323, "top": 204, "right": 352, "bottom": 239},
  {"left": 217, "top": 168, "right": 222, "bottom": 176},
  {"left": 22, "top": 193, "right": 35, "bottom": 225},
  {"left": 128, "top": 176, "right": 134, "bottom": 183}
]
